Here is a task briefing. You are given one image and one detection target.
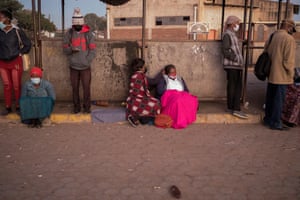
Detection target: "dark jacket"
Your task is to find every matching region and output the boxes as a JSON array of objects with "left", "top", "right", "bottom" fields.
[
  {"left": 156, "top": 75, "right": 189, "bottom": 99},
  {"left": 63, "top": 25, "right": 96, "bottom": 70},
  {"left": 0, "top": 26, "right": 31, "bottom": 61}
]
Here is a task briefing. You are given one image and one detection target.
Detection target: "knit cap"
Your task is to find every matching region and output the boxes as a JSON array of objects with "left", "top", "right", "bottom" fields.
[{"left": 72, "top": 8, "right": 84, "bottom": 25}]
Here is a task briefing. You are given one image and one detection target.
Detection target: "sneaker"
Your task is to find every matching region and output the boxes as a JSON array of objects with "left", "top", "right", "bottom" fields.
[
  {"left": 35, "top": 121, "right": 42, "bottom": 128},
  {"left": 1, "top": 107, "right": 12, "bottom": 116},
  {"left": 232, "top": 111, "right": 248, "bottom": 119},
  {"left": 128, "top": 115, "right": 139, "bottom": 127}
]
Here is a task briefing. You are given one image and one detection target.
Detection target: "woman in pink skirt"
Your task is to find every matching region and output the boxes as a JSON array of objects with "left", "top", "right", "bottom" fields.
[{"left": 157, "top": 65, "right": 198, "bottom": 129}]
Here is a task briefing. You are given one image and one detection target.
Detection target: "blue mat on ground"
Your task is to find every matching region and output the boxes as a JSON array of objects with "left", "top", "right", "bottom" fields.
[{"left": 91, "top": 108, "right": 126, "bottom": 123}]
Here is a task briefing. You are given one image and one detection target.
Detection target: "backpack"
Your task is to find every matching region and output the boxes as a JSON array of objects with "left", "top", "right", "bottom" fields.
[
  {"left": 254, "top": 34, "right": 274, "bottom": 81},
  {"left": 154, "top": 114, "right": 173, "bottom": 128}
]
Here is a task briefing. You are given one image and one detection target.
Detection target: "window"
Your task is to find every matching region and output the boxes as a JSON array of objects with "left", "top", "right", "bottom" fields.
[
  {"left": 294, "top": 5, "right": 299, "bottom": 14},
  {"left": 114, "top": 17, "right": 142, "bottom": 26},
  {"left": 155, "top": 16, "right": 191, "bottom": 26}
]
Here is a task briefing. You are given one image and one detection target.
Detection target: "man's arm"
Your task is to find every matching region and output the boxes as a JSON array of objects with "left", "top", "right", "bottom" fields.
[{"left": 86, "top": 32, "right": 96, "bottom": 64}]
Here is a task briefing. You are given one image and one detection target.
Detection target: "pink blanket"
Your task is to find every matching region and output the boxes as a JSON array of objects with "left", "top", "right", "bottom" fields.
[{"left": 161, "top": 90, "right": 198, "bottom": 129}]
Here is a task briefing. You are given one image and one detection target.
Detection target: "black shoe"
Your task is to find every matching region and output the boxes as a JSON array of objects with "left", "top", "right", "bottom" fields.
[
  {"left": 35, "top": 119, "right": 42, "bottom": 128},
  {"left": 28, "top": 119, "right": 37, "bottom": 128},
  {"left": 1, "top": 107, "right": 12, "bottom": 116},
  {"left": 128, "top": 116, "right": 139, "bottom": 127},
  {"left": 283, "top": 121, "right": 296, "bottom": 128},
  {"left": 83, "top": 108, "right": 91, "bottom": 114},
  {"left": 16, "top": 107, "right": 20, "bottom": 115},
  {"left": 270, "top": 126, "right": 289, "bottom": 131},
  {"left": 73, "top": 108, "right": 81, "bottom": 114}
]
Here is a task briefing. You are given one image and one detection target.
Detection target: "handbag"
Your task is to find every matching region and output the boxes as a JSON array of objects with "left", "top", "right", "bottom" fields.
[
  {"left": 254, "top": 33, "right": 274, "bottom": 81},
  {"left": 294, "top": 67, "right": 300, "bottom": 83},
  {"left": 15, "top": 29, "right": 31, "bottom": 71},
  {"left": 154, "top": 114, "right": 173, "bottom": 128}
]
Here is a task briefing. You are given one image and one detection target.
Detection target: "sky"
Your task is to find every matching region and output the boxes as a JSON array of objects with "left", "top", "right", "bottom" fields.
[
  {"left": 19, "top": 0, "right": 106, "bottom": 29},
  {"left": 19, "top": 0, "right": 300, "bottom": 29}
]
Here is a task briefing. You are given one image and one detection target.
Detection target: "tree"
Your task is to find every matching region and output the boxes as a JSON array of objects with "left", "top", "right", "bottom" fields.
[
  {"left": 0, "top": 0, "right": 56, "bottom": 32},
  {"left": 84, "top": 13, "right": 107, "bottom": 31},
  {"left": 0, "top": 0, "right": 23, "bottom": 12}
]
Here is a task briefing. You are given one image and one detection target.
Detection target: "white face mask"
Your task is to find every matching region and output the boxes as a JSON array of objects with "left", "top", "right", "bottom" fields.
[
  {"left": 233, "top": 24, "right": 240, "bottom": 32},
  {"left": 31, "top": 77, "right": 41, "bottom": 85}
]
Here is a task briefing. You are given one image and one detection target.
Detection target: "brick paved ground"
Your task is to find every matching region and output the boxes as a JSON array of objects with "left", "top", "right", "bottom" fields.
[{"left": 0, "top": 123, "right": 299, "bottom": 200}]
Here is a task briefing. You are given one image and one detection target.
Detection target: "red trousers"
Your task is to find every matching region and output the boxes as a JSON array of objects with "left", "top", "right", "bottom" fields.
[{"left": 0, "top": 56, "right": 23, "bottom": 108}]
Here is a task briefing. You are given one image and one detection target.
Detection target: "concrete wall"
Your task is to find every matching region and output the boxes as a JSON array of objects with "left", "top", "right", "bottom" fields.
[
  {"left": 0, "top": 40, "right": 228, "bottom": 102},
  {"left": 145, "top": 41, "right": 226, "bottom": 100},
  {"left": 1, "top": 40, "right": 299, "bottom": 102},
  {"left": 41, "top": 40, "right": 139, "bottom": 101}
]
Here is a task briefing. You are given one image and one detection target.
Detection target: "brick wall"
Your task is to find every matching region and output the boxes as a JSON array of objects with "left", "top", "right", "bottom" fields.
[
  {"left": 110, "top": 29, "right": 145, "bottom": 40},
  {"left": 110, "top": 28, "right": 218, "bottom": 41},
  {"left": 151, "top": 28, "right": 188, "bottom": 41}
]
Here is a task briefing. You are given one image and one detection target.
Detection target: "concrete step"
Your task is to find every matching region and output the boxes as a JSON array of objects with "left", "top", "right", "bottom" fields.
[{"left": 2, "top": 111, "right": 262, "bottom": 124}]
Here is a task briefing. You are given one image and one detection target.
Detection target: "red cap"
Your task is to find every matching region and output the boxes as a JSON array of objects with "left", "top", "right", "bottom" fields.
[{"left": 30, "top": 67, "right": 43, "bottom": 77}]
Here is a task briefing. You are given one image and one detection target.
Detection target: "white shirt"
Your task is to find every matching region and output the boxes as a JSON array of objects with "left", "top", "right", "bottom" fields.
[{"left": 165, "top": 76, "right": 184, "bottom": 91}]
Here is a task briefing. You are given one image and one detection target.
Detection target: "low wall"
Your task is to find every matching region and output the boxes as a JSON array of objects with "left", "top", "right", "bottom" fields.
[
  {"left": 145, "top": 41, "right": 226, "bottom": 100},
  {"left": 1, "top": 40, "right": 299, "bottom": 102},
  {"left": 0, "top": 40, "right": 229, "bottom": 102},
  {"left": 41, "top": 40, "right": 139, "bottom": 101}
]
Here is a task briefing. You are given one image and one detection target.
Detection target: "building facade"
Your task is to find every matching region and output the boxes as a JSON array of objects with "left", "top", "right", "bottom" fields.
[{"left": 106, "top": 0, "right": 297, "bottom": 41}]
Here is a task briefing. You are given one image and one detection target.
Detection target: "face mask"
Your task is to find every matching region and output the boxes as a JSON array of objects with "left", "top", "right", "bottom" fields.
[
  {"left": 73, "top": 25, "right": 82, "bottom": 32},
  {"left": 288, "top": 28, "right": 294, "bottom": 35},
  {"left": 31, "top": 77, "right": 41, "bottom": 85},
  {"left": 0, "top": 21, "right": 6, "bottom": 30},
  {"left": 168, "top": 73, "right": 177, "bottom": 80},
  {"left": 233, "top": 24, "right": 239, "bottom": 32}
]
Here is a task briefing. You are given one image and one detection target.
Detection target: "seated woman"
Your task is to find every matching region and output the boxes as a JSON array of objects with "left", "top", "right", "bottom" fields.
[
  {"left": 20, "top": 67, "right": 56, "bottom": 128},
  {"left": 126, "top": 58, "right": 161, "bottom": 127},
  {"left": 282, "top": 70, "right": 300, "bottom": 127},
  {"left": 157, "top": 64, "right": 198, "bottom": 129}
]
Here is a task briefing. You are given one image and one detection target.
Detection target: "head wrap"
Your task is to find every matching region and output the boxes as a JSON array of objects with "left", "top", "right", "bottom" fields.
[
  {"left": 30, "top": 67, "right": 43, "bottom": 78},
  {"left": 72, "top": 8, "right": 84, "bottom": 25}
]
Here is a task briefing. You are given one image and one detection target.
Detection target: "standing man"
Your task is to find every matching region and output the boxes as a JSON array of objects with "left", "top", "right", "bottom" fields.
[
  {"left": 264, "top": 19, "right": 296, "bottom": 131},
  {"left": 63, "top": 8, "right": 96, "bottom": 114},
  {"left": 222, "top": 16, "right": 248, "bottom": 119}
]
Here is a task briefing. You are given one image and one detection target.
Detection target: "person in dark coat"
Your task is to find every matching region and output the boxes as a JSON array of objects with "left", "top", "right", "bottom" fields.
[{"left": 0, "top": 9, "right": 31, "bottom": 115}]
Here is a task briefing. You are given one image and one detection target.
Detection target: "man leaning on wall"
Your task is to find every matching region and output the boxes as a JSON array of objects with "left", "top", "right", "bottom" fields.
[
  {"left": 263, "top": 19, "right": 297, "bottom": 131},
  {"left": 63, "top": 8, "right": 96, "bottom": 114}
]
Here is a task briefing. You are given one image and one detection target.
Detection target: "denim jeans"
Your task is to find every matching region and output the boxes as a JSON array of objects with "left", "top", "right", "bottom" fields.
[{"left": 264, "top": 83, "right": 287, "bottom": 128}]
